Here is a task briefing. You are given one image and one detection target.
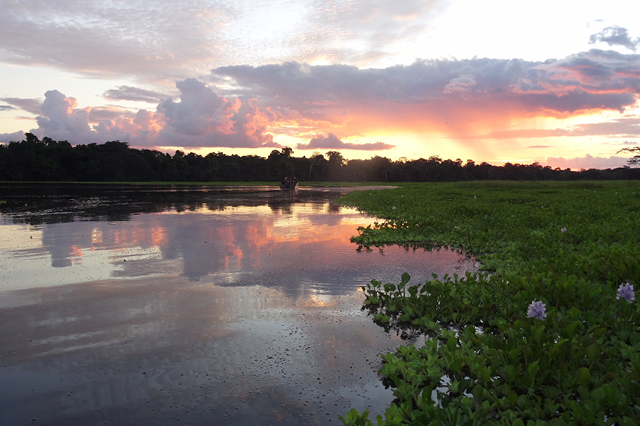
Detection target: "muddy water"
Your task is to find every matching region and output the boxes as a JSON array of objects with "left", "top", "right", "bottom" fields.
[{"left": 0, "top": 184, "right": 477, "bottom": 426}]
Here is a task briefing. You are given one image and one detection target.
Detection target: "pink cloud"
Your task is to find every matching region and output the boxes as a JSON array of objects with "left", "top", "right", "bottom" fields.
[
  {"left": 8, "top": 79, "right": 281, "bottom": 148},
  {"left": 5, "top": 48, "right": 640, "bottom": 154},
  {"left": 544, "top": 154, "right": 631, "bottom": 170}
]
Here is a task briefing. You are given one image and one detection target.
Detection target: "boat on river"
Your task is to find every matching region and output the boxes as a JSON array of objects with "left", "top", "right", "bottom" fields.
[{"left": 280, "top": 177, "right": 298, "bottom": 190}]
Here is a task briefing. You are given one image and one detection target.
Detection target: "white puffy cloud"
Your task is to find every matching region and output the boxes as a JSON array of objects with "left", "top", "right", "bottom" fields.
[
  {"left": 158, "top": 78, "right": 239, "bottom": 137},
  {"left": 17, "top": 79, "right": 280, "bottom": 148},
  {"left": 33, "top": 90, "right": 93, "bottom": 142},
  {"left": 154, "top": 78, "right": 277, "bottom": 148}
]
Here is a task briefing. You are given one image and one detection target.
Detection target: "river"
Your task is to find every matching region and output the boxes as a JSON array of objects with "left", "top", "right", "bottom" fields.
[{"left": 0, "top": 184, "right": 477, "bottom": 426}]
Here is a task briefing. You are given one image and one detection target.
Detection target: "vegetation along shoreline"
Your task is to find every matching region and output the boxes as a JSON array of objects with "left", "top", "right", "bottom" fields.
[
  {"left": 336, "top": 181, "right": 639, "bottom": 425},
  {"left": 1, "top": 134, "right": 639, "bottom": 183}
]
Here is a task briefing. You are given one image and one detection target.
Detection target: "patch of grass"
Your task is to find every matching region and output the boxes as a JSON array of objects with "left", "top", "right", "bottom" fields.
[{"left": 337, "top": 181, "right": 640, "bottom": 425}]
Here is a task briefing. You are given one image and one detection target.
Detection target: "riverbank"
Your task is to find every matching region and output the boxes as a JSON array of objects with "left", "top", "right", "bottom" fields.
[{"left": 336, "top": 181, "right": 640, "bottom": 425}]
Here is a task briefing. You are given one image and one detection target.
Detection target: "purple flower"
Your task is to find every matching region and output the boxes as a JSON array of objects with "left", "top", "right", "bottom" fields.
[
  {"left": 527, "top": 300, "right": 546, "bottom": 320},
  {"left": 561, "top": 227, "right": 567, "bottom": 233},
  {"left": 617, "top": 283, "right": 635, "bottom": 303}
]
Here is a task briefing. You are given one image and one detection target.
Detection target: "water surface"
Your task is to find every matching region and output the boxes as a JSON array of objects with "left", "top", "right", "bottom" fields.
[{"left": 0, "top": 184, "right": 477, "bottom": 426}]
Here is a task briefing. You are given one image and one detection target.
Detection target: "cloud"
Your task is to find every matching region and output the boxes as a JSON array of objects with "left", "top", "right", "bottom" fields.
[
  {"left": 154, "top": 78, "right": 277, "bottom": 148},
  {"left": 104, "top": 86, "right": 170, "bottom": 104},
  {"left": 88, "top": 107, "right": 135, "bottom": 124},
  {"left": 212, "top": 51, "right": 640, "bottom": 117},
  {"left": 527, "top": 145, "right": 552, "bottom": 149},
  {"left": 32, "top": 90, "right": 93, "bottom": 142},
  {"left": 545, "top": 154, "right": 631, "bottom": 170},
  {"left": 0, "top": 1, "right": 234, "bottom": 81},
  {"left": 22, "top": 79, "right": 280, "bottom": 148},
  {"left": 485, "top": 117, "right": 640, "bottom": 139},
  {"left": 296, "top": 133, "right": 394, "bottom": 151},
  {"left": 158, "top": 79, "right": 239, "bottom": 136},
  {"left": 443, "top": 75, "right": 477, "bottom": 94},
  {"left": 283, "top": 0, "right": 445, "bottom": 66},
  {"left": 10, "top": 48, "right": 640, "bottom": 152},
  {"left": 207, "top": 52, "right": 640, "bottom": 144},
  {"left": 589, "top": 26, "right": 639, "bottom": 52},
  {"left": 0, "top": 130, "right": 25, "bottom": 143},
  {"left": 0, "top": 97, "right": 42, "bottom": 115},
  {"left": 0, "top": 0, "right": 445, "bottom": 82}
]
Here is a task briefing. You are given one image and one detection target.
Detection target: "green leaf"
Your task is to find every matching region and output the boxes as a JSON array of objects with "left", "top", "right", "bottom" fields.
[
  {"left": 534, "top": 325, "right": 546, "bottom": 343},
  {"left": 447, "top": 337, "right": 457, "bottom": 352},
  {"left": 577, "top": 367, "right": 591, "bottom": 386}
]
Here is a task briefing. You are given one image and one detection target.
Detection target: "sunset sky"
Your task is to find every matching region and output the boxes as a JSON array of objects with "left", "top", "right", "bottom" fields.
[{"left": 1, "top": 0, "right": 639, "bottom": 169}]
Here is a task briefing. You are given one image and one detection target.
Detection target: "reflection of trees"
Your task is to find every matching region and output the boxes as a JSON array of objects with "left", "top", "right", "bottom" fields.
[
  {"left": 4, "top": 187, "right": 357, "bottom": 283},
  {"left": 4, "top": 187, "right": 477, "bottom": 300},
  {"left": 0, "top": 185, "right": 347, "bottom": 226}
]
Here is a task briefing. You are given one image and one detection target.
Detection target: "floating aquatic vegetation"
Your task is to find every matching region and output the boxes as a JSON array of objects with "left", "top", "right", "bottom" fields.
[{"left": 337, "top": 181, "right": 640, "bottom": 425}]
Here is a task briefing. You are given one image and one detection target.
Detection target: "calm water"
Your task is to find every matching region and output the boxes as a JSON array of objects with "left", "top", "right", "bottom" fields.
[{"left": 0, "top": 184, "right": 477, "bottom": 426}]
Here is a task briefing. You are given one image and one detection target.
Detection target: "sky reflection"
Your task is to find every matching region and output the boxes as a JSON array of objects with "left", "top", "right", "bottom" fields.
[
  {"left": 1, "top": 190, "right": 474, "bottom": 292},
  {"left": 0, "top": 186, "right": 478, "bottom": 426}
]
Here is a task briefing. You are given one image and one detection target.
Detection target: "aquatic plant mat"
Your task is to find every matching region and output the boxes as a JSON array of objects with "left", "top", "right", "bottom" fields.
[{"left": 336, "top": 181, "right": 640, "bottom": 425}]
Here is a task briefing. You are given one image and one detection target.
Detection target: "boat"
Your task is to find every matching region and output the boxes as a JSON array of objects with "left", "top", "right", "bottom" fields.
[{"left": 279, "top": 177, "right": 298, "bottom": 190}]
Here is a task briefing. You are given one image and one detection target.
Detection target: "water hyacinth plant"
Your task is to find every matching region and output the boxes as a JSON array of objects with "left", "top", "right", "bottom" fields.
[
  {"left": 337, "top": 181, "right": 640, "bottom": 426},
  {"left": 526, "top": 300, "right": 546, "bottom": 320},
  {"left": 617, "top": 283, "right": 635, "bottom": 303}
]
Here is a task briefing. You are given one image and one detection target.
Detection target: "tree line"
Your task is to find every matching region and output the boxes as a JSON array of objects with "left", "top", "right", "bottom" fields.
[{"left": 1, "top": 133, "right": 638, "bottom": 182}]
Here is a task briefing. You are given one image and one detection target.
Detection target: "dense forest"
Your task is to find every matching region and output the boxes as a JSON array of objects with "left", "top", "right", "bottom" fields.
[{"left": 1, "top": 133, "right": 639, "bottom": 182}]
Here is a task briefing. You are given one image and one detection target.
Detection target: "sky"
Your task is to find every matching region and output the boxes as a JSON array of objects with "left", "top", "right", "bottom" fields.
[{"left": 1, "top": 0, "right": 640, "bottom": 169}]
